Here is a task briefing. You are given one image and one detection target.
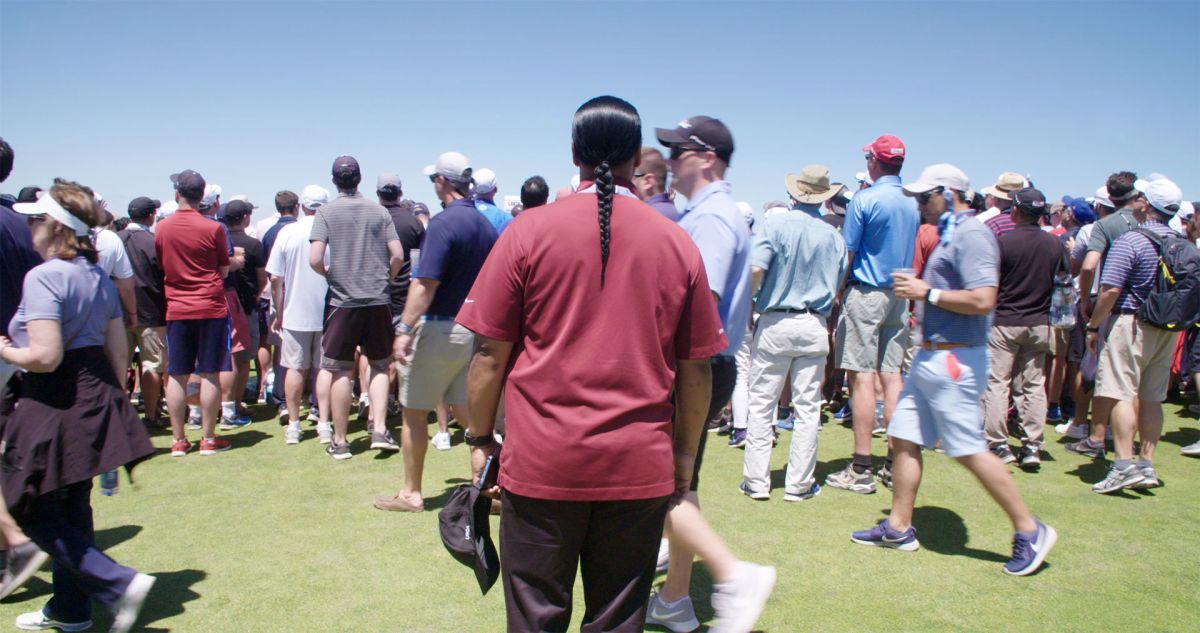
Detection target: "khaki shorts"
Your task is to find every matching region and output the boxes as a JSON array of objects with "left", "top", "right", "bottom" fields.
[
  {"left": 280, "top": 329, "right": 322, "bottom": 371},
  {"left": 1049, "top": 326, "right": 1070, "bottom": 357},
  {"left": 1094, "top": 314, "right": 1175, "bottom": 402},
  {"left": 399, "top": 320, "right": 474, "bottom": 411},
  {"left": 128, "top": 326, "right": 166, "bottom": 374},
  {"left": 836, "top": 285, "right": 910, "bottom": 373}
]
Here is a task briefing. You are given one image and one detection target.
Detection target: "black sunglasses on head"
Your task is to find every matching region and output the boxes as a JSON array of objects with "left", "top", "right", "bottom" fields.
[{"left": 917, "top": 187, "right": 945, "bottom": 204}]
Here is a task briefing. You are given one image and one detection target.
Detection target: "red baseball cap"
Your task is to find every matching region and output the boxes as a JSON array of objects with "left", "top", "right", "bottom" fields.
[{"left": 862, "top": 135, "right": 906, "bottom": 165}]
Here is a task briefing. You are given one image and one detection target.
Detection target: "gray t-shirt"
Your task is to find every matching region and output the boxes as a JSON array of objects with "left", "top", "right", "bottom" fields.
[
  {"left": 8, "top": 257, "right": 122, "bottom": 350},
  {"left": 919, "top": 216, "right": 999, "bottom": 346},
  {"left": 309, "top": 192, "right": 399, "bottom": 308}
]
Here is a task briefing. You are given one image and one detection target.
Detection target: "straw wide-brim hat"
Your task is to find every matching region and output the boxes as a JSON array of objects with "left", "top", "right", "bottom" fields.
[{"left": 786, "top": 165, "right": 843, "bottom": 205}]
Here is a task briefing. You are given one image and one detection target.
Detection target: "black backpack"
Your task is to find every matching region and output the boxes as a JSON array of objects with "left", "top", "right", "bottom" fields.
[{"left": 1132, "top": 228, "right": 1200, "bottom": 331}]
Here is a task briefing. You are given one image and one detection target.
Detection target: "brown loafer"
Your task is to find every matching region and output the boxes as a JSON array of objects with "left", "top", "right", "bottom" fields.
[{"left": 373, "top": 494, "right": 424, "bottom": 512}]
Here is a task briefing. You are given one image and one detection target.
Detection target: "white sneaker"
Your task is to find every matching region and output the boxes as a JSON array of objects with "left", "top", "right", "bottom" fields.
[
  {"left": 645, "top": 592, "right": 700, "bottom": 633},
  {"left": 655, "top": 538, "right": 670, "bottom": 573},
  {"left": 432, "top": 431, "right": 452, "bottom": 451},
  {"left": 285, "top": 424, "right": 301, "bottom": 445},
  {"left": 317, "top": 422, "right": 333, "bottom": 445},
  {"left": 111, "top": 572, "right": 155, "bottom": 633},
  {"left": 494, "top": 433, "right": 504, "bottom": 445},
  {"left": 14, "top": 611, "right": 91, "bottom": 632},
  {"left": 1055, "top": 421, "right": 1088, "bottom": 440},
  {"left": 1182, "top": 438, "right": 1200, "bottom": 456},
  {"left": 307, "top": 409, "right": 320, "bottom": 424},
  {"left": 710, "top": 561, "right": 776, "bottom": 633}
]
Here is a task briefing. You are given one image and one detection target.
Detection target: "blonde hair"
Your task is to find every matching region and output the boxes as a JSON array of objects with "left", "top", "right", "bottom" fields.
[{"left": 47, "top": 178, "right": 102, "bottom": 264}]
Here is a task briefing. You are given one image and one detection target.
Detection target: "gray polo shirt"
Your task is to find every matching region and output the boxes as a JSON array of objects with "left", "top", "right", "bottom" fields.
[
  {"left": 309, "top": 192, "right": 399, "bottom": 308},
  {"left": 919, "top": 216, "right": 999, "bottom": 346}
]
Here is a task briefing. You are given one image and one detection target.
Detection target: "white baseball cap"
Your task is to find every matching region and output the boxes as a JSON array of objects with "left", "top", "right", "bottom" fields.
[
  {"left": 1093, "top": 185, "right": 1115, "bottom": 209},
  {"left": 200, "top": 184, "right": 222, "bottom": 209},
  {"left": 1134, "top": 177, "right": 1183, "bottom": 216},
  {"left": 228, "top": 194, "right": 257, "bottom": 208},
  {"left": 423, "top": 151, "right": 472, "bottom": 183},
  {"left": 300, "top": 184, "right": 330, "bottom": 210},
  {"left": 855, "top": 171, "right": 873, "bottom": 185},
  {"left": 902, "top": 163, "right": 970, "bottom": 195},
  {"left": 736, "top": 201, "right": 754, "bottom": 224},
  {"left": 473, "top": 168, "right": 497, "bottom": 195}
]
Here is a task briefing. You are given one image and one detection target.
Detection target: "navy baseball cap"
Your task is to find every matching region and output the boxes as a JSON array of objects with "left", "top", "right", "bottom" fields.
[
  {"left": 332, "top": 155, "right": 361, "bottom": 177},
  {"left": 656, "top": 116, "right": 735, "bottom": 161},
  {"left": 1013, "top": 187, "right": 1048, "bottom": 215},
  {"left": 221, "top": 199, "right": 254, "bottom": 223},
  {"left": 438, "top": 485, "right": 499, "bottom": 595},
  {"left": 170, "top": 170, "right": 206, "bottom": 200},
  {"left": 127, "top": 196, "right": 160, "bottom": 218}
]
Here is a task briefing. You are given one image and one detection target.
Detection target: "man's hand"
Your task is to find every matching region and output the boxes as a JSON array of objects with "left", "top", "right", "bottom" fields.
[
  {"left": 271, "top": 312, "right": 283, "bottom": 335},
  {"left": 892, "top": 271, "right": 931, "bottom": 301},
  {"left": 393, "top": 333, "right": 413, "bottom": 364},
  {"left": 471, "top": 442, "right": 501, "bottom": 500},
  {"left": 1086, "top": 330, "right": 1099, "bottom": 353}
]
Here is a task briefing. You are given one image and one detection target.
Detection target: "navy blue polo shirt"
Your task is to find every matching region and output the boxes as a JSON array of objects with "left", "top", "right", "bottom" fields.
[
  {"left": 1, "top": 200, "right": 43, "bottom": 329},
  {"left": 261, "top": 215, "right": 297, "bottom": 261},
  {"left": 414, "top": 198, "right": 498, "bottom": 318}
]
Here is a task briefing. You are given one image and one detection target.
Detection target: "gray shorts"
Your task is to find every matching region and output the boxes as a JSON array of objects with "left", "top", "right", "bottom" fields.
[
  {"left": 280, "top": 329, "right": 322, "bottom": 371},
  {"left": 836, "top": 284, "right": 910, "bottom": 373},
  {"left": 398, "top": 320, "right": 474, "bottom": 411}
]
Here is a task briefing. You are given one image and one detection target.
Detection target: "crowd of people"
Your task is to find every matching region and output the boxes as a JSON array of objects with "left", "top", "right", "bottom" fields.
[{"left": 0, "top": 94, "right": 1197, "bottom": 631}]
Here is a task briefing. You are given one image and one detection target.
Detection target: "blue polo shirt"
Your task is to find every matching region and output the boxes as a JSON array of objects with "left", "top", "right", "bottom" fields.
[
  {"left": 646, "top": 193, "right": 681, "bottom": 222},
  {"left": 474, "top": 197, "right": 512, "bottom": 235},
  {"left": 678, "top": 180, "right": 751, "bottom": 357},
  {"left": 841, "top": 175, "right": 920, "bottom": 288},
  {"left": 415, "top": 198, "right": 499, "bottom": 318},
  {"left": 261, "top": 215, "right": 297, "bottom": 261}
]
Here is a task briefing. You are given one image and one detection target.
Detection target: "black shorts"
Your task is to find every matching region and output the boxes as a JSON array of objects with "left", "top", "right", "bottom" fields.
[
  {"left": 690, "top": 356, "right": 738, "bottom": 492},
  {"left": 1067, "top": 315, "right": 1087, "bottom": 365},
  {"left": 320, "top": 305, "right": 393, "bottom": 370},
  {"left": 1184, "top": 327, "right": 1200, "bottom": 377}
]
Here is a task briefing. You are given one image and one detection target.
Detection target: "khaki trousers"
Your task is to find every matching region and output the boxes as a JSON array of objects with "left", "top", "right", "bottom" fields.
[{"left": 981, "top": 324, "right": 1051, "bottom": 448}]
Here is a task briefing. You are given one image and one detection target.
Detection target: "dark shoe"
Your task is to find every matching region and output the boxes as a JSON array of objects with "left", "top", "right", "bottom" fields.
[
  {"left": 0, "top": 542, "right": 49, "bottom": 600},
  {"left": 1065, "top": 438, "right": 1105, "bottom": 459},
  {"left": 1019, "top": 445, "right": 1041, "bottom": 470},
  {"left": 876, "top": 464, "right": 893, "bottom": 490},
  {"left": 1003, "top": 519, "right": 1057, "bottom": 576},
  {"left": 991, "top": 444, "right": 1017, "bottom": 465}
]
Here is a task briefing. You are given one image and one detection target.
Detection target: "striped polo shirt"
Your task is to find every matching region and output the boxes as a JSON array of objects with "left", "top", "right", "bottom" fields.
[{"left": 1099, "top": 220, "right": 1178, "bottom": 312}]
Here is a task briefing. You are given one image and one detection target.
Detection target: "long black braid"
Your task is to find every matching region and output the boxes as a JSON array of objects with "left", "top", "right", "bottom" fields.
[
  {"left": 595, "top": 161, "right": 613, "bottom": 286},
  {"left": 571, "top": 96, "right": 641, "bottom": 289}
]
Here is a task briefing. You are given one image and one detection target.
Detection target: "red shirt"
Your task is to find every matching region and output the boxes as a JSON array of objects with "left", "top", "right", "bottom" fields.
[
  {"left": 456, "top": 183, "right": 726, "bottom": 501},
  {"left": 912, "top": 223, "right": 940, "bottom": 277},
  {"left": 154, "top": 209, "right": 230, "bottom": 320}
]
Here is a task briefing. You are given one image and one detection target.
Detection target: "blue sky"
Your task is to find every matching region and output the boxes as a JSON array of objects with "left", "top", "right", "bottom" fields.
[{"left": 2, "top": 0, "right": 1197, "bottom": 222}]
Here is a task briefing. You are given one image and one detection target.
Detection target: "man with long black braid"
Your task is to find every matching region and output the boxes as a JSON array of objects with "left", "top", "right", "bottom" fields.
[{"left": 457, "top": 96, "right": 743, "bottom": 632}]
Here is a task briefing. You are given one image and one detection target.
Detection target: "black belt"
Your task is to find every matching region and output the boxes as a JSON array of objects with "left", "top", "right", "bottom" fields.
[
  {"left": 1114, "top": 308, "right": 1139, "bottom": 316},
  {"left": 711, "top": 356, "right": 736, "bottom": 366},
  {"left": 769, "top": 308, "right": 815, "bottom": 314}
]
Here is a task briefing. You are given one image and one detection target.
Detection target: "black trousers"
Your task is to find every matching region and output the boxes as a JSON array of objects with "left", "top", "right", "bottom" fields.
[
  {"left": 499, "top": 491, "right": 669, "bottom": 632},
  {"left": 690, "top": 356, "right": 738, "bottom": 491}
]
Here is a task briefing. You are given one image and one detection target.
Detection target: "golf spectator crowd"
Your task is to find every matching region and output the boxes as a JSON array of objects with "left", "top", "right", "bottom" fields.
[{"left": 0, "top": 95, "right": 1198, "bottom": 631}]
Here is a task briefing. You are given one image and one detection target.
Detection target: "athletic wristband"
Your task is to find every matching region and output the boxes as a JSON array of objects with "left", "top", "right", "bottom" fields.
[
  {"left": 464, "top": 433, "right": 496, "bottom": 447},
  {"left": 926, "top": 289, "right": 942, "bottom": 306},
  {"left": 396, "top": 322, "right": 414, "bottom": 335},
  {"left": 1086, "top": 325, "right": 1100, "bottom": 333}
]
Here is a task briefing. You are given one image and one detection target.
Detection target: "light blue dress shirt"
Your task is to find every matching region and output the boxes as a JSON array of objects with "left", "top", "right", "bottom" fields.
[
  {"left": 678, "top": 180, "right": 751, "bottom": 357},
  {"left": 751, "top": 210, "right": 847, "bottom": 316}
]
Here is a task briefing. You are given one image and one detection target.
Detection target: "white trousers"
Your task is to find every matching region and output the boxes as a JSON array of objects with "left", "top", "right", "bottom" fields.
[
  {"left": 742, "top": 311, "right": 827, "bottom": 494},
  {"left": 731, "top": 326, "right": 754, "bottom": 430}
]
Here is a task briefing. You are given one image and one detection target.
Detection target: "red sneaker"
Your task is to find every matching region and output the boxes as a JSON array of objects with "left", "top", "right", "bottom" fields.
[
  {"left": 199, "top": 437, "right": 232, "bottom": 456},
  {"left": 171, "top": 439, "right": 192, "bottom": 457}
]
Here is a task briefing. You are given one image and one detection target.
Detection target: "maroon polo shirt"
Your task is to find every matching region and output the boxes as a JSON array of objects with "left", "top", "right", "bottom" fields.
[{"left": 456, "top": 179, "right": 727, "bottom": 501}]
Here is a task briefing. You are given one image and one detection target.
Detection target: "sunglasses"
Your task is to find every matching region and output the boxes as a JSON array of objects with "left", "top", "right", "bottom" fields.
[
  {"left": 917, "top": 187, "right": 945, "bottom": 204},
  {"left": 669, "top": 147, "right": 708, "bottom": 161},
  {"left": 428, "top": 174, "right": 439, "bottom": 183}
]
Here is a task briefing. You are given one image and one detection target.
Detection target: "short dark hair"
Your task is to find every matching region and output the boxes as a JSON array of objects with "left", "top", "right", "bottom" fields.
[
  {"left": 877, "top": 160, "right": 902, "bottom": 176},
  {"left": 1106, "top": 171, "right": 1138, "bottom": 202},
  {"left": 113, "top": 217, "right": 130, "bottom": 232},
  {"left": 275, "top": 190, "right": 299, "bottom": 214},
  {"left": 520, "top": 176, "right": 549, "bottom": 210},
  {"left": 377, "top": 186, "right": 401, "bottom": 203},
  {"left": 0, "top": 137, "right": 12, "bottom": 183},
  {"left": 16, "top": 186, "right": 41, "bottom": 203}
]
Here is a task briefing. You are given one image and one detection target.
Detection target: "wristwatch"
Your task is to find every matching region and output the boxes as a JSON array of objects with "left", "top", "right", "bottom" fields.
[
  {"left": 395, "top": 321, "right": 414, "bottom": 336},
  {"left": 1086, "top": 325, "right": 1100, "bottom": 333},
  {"left": 464, "top": 432, "right": 496, "bottom": 447}
]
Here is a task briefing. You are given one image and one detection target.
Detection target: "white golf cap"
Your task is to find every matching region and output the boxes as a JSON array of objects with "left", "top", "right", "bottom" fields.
[
  {"left": 736, "top": 201, "right": 754, "bottom": 224},
  {"left": 1093, "top": 185, "right": 1115, "bottom": 209},
  {"left": 902, "top": 163, "right": 970, "bottom": 195},
  {"left": 1167, "top": 200, "right": 1194, "bottom": 234},
  {"left": 423, "top": 151, "right": 472, "bottom": 183},
  {"left": 200, "top": 184, "right": 222, "bottom": 209},
  {"left": 228, "top": 194, "right": 257, "bottom": 208},
  {"left": 1134, "top": 177, "right": 1183, "bottom": 216},
  {"left": 473, "top": 168, "right": 497, "bottom": 195},
  {"left": 855, "top": 171, "right": 873, "bottom": 185},
  {"left": 300, "top": 184, "right": 330, "bottom": 210},
  {"left": 376, "top": 172, "right": 402, "bottom": 191}
]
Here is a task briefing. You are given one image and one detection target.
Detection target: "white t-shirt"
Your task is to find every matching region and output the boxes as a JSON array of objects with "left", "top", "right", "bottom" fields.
[
  {"left": 94, "top": 228, "right": 134, "bottom": 279},
  {"left": 253, "top": 213, "right": 281, "bottom": 243},
  {"left": 264, "top": 215, "right": 328, "bottom": 332}
]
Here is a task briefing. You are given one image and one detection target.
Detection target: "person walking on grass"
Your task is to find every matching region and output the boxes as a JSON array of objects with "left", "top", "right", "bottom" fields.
[{"left": 849, "top": 164, "right": 1057, "bottom": 577}]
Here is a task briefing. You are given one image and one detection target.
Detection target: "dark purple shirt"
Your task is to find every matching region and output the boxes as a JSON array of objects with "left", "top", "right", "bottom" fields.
[
  {"left": 985, "top": 210, "right": 1015, "bottom": 239},
  {"left": 646, "top": 193, "right": 681, "bottom": 222},
  {"left": 1, "top": 200, "right": 43, "bottom": 329}
]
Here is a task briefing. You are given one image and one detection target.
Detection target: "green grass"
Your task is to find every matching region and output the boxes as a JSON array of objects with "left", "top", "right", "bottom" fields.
[{"left": 1, "top": 399, "right": 1198, "bottom": 632}]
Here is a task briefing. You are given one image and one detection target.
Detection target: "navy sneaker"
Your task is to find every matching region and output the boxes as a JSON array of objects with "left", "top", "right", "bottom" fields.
[
  {"left": 218, "top": 413, "right": 252, "bottom": 431},
  {"left": 1046, "top": 405, "right": 1062, "bottom": 423},
  {"left": 1003, "top": 519, "right": 1057, "bottom": 576},
  {"left": 851, "top": 519, "right": 919, "bottom": 551},
  {"left": 728, "top": 428, "right": 747, "bottom": 448},
  {"left": 1065, "top": 438, "right": 1105, "bottom": 459},
  {"left": 834, "top": 404, "right": 852, "bottom": 421},
  {"left": 775, "top": 415, "right": 795, "bottom": 431}
]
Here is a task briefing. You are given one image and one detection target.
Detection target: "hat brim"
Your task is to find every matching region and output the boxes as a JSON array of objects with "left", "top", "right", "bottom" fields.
[
  {"left": 785, "top": 174, "right": 843, "bottom": 205},
  {"left": 902, "top": 181, "right": 941, "bottom": 196},
  {"left": 422, "top": 165, "right": 437, "bottom": 177},
  {"left": 980, "top": 186, "right": 1013, "bottom": 201}
]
